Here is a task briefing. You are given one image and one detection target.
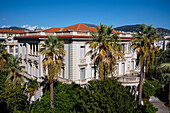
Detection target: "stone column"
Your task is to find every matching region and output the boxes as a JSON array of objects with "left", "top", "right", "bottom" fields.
[
  {"left": 35, "top": 44, "right": 37, "bottom": 55},
  {"left": 13, "top": 45, "right": 16, "bottom": 56},
  {"left": 6, "top": 45, "right": 10, "bottom": 53}
]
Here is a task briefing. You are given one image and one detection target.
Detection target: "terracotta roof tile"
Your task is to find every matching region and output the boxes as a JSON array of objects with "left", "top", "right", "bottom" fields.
[
  {"left": 43, "top": 27, "right": 61, "bottom": 32},
  {"left": 0, "top": 29, "right": 26, "bottom": 33},
  {"left": 43, "top": 23, "right": 120, "bottom": 33}
]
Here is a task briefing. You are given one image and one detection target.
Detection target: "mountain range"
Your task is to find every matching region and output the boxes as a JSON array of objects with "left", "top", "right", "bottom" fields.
[
  {"left": 0, "top": 26, "right": 29, "bottom": 31},
  {"left": 114, "top": 24, "right": 170, "bottom": 38},
  {"left": 1, "top": 24, "right": 170, "bottom": 38}
]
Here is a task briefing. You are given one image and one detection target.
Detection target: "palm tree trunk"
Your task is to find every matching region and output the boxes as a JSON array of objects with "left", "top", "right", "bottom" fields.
[
  {"left": 50, "top": 80, "right": 54, "bottom": 108},
  {"left": 138, "top": 65, "right": 144, "bottom": 106}
]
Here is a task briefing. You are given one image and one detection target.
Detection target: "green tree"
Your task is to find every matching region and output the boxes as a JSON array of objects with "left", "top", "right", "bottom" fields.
[
  {"left": 30, "top": 82, "right": 80, "bottom": 113},
  {"left": 4, "top": 84, "right": 28, "bottom": 112},
  {"left": 131, "top": 24, "right": 159, "bottom": 105},
  {"left": 0, "top": 44, "right": 8, "bottom": 72},
  {"left": 39, "top": 36, "right": 65, "bottom": 108},
  {"left": 4, "top": 56, "right": 26, "bottom": 86},
  {"left": 77, "top": 79, "right": 137, "bottom": 113},
  {"left": 25, "top": 79, "right": 39, "bottom": 113},
  {"left": 86, "top": 24, "right": 123, "bottom": 80}
]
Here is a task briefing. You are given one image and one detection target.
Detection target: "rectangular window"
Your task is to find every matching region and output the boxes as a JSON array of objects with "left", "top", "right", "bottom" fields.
[
  {"left": 121, "top": 63, "right": 125, "bottom": 75},
  {"left": 128, "top": 44, "right": 131, "bottom": 53},
  {"left": 80, "top": 46, "right": 85, "bottom": 58},
  {"left": 35, "top": 66, "right": 38, "bottom": 77},
  {"left": 62, "top": 67, "right": 64, "bottom": 78},
  {"left": 122, "top": 44, "right": 125, "bottom": 54},
  {"left": 36, "top": 44, "right": 38, "bottom": 55},
  {"left": 34, "top": 91, "right": 36, "bottom": 100},
  {"left": 30, "top": 64, "right": 32, "bottom": 75},
  {"left": 91, "top": 67, "right": 95, "bottom": 78},
  {"left": 131, "top": 61, "right": 134, "bottom": 70},
  {"left": 33, "top": 44, "right": 35, "bottom": 55},
  {"left": 30, "top": 44, "right": 32, "bottom": 54},
  {"left": 80, "top": 68, "right": 85, "bottom": 80}
]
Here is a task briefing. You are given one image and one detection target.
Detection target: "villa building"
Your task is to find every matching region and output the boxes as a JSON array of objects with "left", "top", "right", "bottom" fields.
[
  {"left": 13, "top": 23, "right": 141, "bottom": 101},
  {"left": 1, "top": 23, "right": 169, "bottom": 101}
]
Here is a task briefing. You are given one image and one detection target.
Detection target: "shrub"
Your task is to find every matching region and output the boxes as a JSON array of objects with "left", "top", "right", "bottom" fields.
[
  {"left": 76, "top": 79, "right": 137, "bottom": 113},
  {"left": 141, "top": 99, "right": 158, "bottom": 113},
  {"left": 142, "top": 80, "right": 161, "bottom": 98}
]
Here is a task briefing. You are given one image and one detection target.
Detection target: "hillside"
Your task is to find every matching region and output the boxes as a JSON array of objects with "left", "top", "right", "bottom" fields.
[
  {"left": 0, "top": 26, "right": 29, "bottom": 31},
  {"left": 114, "top": 24, "right": 170, "bottom": 38}
]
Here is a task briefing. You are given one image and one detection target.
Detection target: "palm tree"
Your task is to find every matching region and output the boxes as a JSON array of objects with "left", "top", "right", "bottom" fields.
[
  {"left": 131, "top": 24, "right": 159, "bottom": 106},
  {"left": 5, "top": 56, "right": 26, "bottom": 86},
  {"left": 39, "top": 36, "right": 65, "bottom": 108},
  {"left": 86, "top": 24, "right": 123, "bottom": 80},
  {"left": 0, "top": 44, "right": 8, "bottom": 72},
  {"left": 25, "top": 79, "right": 39, "bottom": 113},
  {"left": 4, "top": 56, "right": 26, "bottom": 111}
]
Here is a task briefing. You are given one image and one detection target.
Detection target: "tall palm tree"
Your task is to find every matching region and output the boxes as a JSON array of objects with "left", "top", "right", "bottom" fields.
[
  {"left": 131, "top": 24, "right": 159, "bottom": 105},
  {"left": 5, "top": 56, "right": 26, "bottom": 86},
  {"left": 39, "top": 36, "right": 65, "bottom": 108},
  {"left": 86, "top": 24, "right": 123, "bottom": 80},
  {"left": 25, "top": 79, "right": 39, "bottom": 113},
  {"left": 0, "top": 44, "right": 8, "bottom": 72}
]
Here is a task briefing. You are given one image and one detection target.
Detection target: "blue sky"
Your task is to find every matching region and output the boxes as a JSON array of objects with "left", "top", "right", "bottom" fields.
[{"left": 0, "top": 0, "right": 170, "bottom": 29}]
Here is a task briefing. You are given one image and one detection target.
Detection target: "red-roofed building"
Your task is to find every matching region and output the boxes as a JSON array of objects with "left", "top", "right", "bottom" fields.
[{"left": 0, "top": 29, "right": 27, "bottom": 56}]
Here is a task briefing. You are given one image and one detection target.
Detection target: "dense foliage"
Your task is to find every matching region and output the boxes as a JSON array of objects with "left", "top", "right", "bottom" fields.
[
  {"left": 142, "top": 80, "right": 161, "bottom": 98},
  {"left": 30, "top": 82, "right": 80, "bottom": 113},
  {"left": 76, "top": 79, "right": 137, "bottom": 113}
]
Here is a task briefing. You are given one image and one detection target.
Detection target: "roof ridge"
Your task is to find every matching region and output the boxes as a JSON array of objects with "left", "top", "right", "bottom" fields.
[{"left": 77, "top": 24, "right": 81, "bottom": 31}]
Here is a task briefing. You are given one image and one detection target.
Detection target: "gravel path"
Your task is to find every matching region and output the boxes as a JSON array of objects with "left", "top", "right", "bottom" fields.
[{"left": 150, "top": 96, "right": 169, "bottom": 113}]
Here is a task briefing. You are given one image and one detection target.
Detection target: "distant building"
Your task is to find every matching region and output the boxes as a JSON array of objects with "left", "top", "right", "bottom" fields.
[{"left": 0, "top": 29, "right": 26, "bottom": 56}]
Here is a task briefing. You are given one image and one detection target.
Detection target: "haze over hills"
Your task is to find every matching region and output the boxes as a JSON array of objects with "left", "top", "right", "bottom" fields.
[
  {"left": 0, "top": 26, "right": 29, "bottom": 31},
  {"left": 1, "top": 24, "right": 170, "bottom": 38},
  {"left": 114, "top": 24, "right": 170, "bottom": 38}
]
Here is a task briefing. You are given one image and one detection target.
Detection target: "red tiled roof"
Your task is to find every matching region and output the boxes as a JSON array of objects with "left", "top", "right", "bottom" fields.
[
  {"left": 62, "top": 24, "right": 90, "bottom": 32},
  {"left": 44, "top": 23, "right": 121, "bottom": 33},
  {"left": 14, "top": 35, "right": 134, "bottom": 40},
  {"left": 43, "top": 27, "right": 61, "bottom": 32},
  {"left": 0, "top": 29, "right": 26, "bottom": 33}
]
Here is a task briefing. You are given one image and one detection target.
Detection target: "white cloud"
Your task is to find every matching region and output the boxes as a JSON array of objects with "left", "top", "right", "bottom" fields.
[
  {"left": 21, "top": 25, "right": 49, "bottom": 30},
  {"left": 1, "top": 25, "right": 11, "bottom": 28},
  {"left": 1, "top": 25, "right": 50, "bottom": 30},
  {"left": 21, "top": 25, "right": 38, "bottom": 30}
]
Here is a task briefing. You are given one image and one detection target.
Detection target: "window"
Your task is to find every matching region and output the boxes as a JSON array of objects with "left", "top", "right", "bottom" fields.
[
  {"left": 34, "top": 91, "right": 36, "bottom": 100},
  {"left": 121, "top": 63, "right": 125, "bottom": 75},
  {"left": 62, "top": 67, "right": 64, "bottom": 78},
  {"left": 80, "top": 68, "right": 85, "bottom": 80},
  {"left": 9, "top": 45, "right": 13, "bottom": 55},
  {"left": 91, "top": 67, "right": 95, "bottom": 78},
  {"left": 122, "top": 44, "right": 125, "bottom": 54},
  {"left": 29, "top": 43, "right": 38, "bottom": 55},
  {"left": 30, "top": 44, "right": 32, "bottom": 54},
  {"left": 80, "top": 46, "right": 85, "bottom": 58},
  {"left": 131, "top": 61, "right": 134, "bottom": 70},
  {"left": 35, "top": 66, "right": 38, "bottom": 77},
  {"left": 8, "top": 39, "right": 12, "bottom": 42},
  {"left": 30, "top": 64, "right": 32, "bottom": 75},
  {"left": 36, "top": 44, "right": 38, "bottom": 55},
  {"left": 22, "top": 44, "right": 25, "bottom": 55}
]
